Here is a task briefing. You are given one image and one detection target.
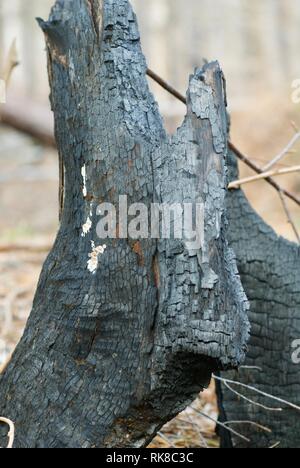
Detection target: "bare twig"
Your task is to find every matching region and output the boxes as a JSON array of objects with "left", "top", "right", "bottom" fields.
[
  {"left": 146, "top": 68, "right": 300, "bottom": 207},
  {"left": 278, "top": 190, "right": 300, "bottom": 243},
  {"left": 223, "top": 421, "right": 272, "bottom": 434},
  {"left": 231, "top": 142, "right": 300, "bottom": 206},
  {"left": 213, "top": 374, "right": 300, "bottom": 413},
  {"left": 263, "top": 133, "right": 300, "bottom": 171},
  {"left": 239, "top": 366, "right": 263, "bottom": 372},
  {"left": 147, "top": 68, "right": 186, "bottom": 105},
  {"left": 189, "top": 407, "right": 251, "bottom": 443},
  {"left": 269, "top": 442, "right": 281, "bottom": 449},
  {"left": 251, "top": 156, "right": 297, "bottom": 168},
  {"left": 222, "top": 381, "right": 283, "bottom": 412},
  {"left": 0, "top": 417, "right": 15, "bottom": 449},
  {"left": 228, "top": 165, "right": 300, "bottom": 190}
]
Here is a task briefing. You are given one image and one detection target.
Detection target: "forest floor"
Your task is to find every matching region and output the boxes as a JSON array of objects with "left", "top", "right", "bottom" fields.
[{"left": 0, "top": 111, "right": 299, "bottom": 447}]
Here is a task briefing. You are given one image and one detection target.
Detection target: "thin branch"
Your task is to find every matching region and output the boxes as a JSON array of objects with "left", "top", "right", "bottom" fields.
[
  {"left": 239, "top": 366, "right": 263, "bottom": 372},
  {"left": 231, "top": 142, "right": 300, "bottom": 206},
  {"left": 251, "top": 156, "right": 297, "bottom": 168},
  {"left": 223, "top": 421, "right": 272, "bottom": 434},
  {"left": 263, "top": 133, "right": 300, "bottom": 171},
  {"left": 146, "top": 68, "right": 300, "bottom": 207},
  {"left": 269, "top": 442, "right": 281, "bottom": 449},
  {"left": 278, "top": 190, "right": 300, "bottom": 243},
  {"left": 147, "top": 68, "right": 186, "bottom": 105},
  {"left": 189, "top": 407, "right": 251, "bottom": 443},
  {"left": 213, "top": 374, "right": 300, "bottom": 413},
  {"left": 223, "top": 381, "right": 283, "bottom": 412},
  {"left": 228, "top": 165, "right": 300, "bottom": 190},
  {"left": 0, "top": 417, "right": 15, "bottom": 449}
]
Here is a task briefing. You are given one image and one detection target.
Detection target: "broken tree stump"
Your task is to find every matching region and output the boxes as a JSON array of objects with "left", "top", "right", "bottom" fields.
[{"left": 0, "top": 0, "right": 249, "bottom": 448}]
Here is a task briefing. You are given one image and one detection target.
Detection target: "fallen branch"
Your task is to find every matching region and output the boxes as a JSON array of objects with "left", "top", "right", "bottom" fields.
[
  {"left": 0, "top": 96, "right": 55, "bottom": 147},
  {"left": 228, "top": 165, "right": 300, "bottom": 190},
  {"left": 0, "top": 417, "right": 15, "bottom": 449}
]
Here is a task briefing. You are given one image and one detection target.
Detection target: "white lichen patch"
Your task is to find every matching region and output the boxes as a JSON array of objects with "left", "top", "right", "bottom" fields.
[
  {"left": 81, "top": 165, "right": 87, "bottom": 197},
  {"left": 82, "top": 204, "right": 93, "bottom": 237},
  {"left": 81, "top": 216, "right": 92, "bottom": 237},
  {"left": 87, "top": 241, "right": 107, "bottom": 274}
]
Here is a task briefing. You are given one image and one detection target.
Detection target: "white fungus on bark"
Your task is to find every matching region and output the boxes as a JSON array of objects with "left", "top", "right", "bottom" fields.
[
  {"left": 82, "top": 216, "right": 92, "bottom": 237},
  {"left": 82, "top": 204, "right": 93, "bottom": 237},
  {"left": 87, "top": 241, "right": 107, "bottom": 274}
]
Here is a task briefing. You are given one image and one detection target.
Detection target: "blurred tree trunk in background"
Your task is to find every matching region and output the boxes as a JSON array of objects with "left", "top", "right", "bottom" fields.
[{"left": 217, "top": 150, "right": 300, "bottom": 449}]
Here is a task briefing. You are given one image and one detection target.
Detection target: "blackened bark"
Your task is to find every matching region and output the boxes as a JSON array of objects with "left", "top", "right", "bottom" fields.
[
  {"left": 0, "top": 0, "right": 249, "bottom": 448},
  {"left": 218, "top": 150, "right": 300, "bottom": 448}
]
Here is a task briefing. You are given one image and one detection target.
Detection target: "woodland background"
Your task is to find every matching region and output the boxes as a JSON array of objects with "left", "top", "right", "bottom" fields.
[{"left": 0, "top": 0, "right": 300, "bottom": 448}]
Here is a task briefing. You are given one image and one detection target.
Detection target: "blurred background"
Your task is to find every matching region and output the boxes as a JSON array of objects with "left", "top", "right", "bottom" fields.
[{"left": 0, "top": 0, "right": 300, "bottom": 448}]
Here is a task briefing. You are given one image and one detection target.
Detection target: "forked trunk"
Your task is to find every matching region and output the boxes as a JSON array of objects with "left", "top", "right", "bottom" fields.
[{"left": 0, "top": 0, "right": 249, "bottom": 448}]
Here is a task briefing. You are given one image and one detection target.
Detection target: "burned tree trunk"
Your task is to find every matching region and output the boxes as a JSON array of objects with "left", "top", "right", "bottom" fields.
[
  {"left": 217, "top": 150, "right": 300, "bottom": 448},
  {"left": 0, "top": 0, "right": 249, "bottom": 448}
]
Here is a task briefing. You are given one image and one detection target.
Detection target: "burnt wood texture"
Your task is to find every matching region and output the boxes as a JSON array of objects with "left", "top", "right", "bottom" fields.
[
  {"left": 0, "top": 0, "right": 249, "bottom": 448},
  {"left": 218, "top": 150, "right": 300, "bottom": 448}
]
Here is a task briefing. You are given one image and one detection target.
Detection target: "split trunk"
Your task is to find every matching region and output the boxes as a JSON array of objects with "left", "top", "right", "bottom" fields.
[{"left": 0, "top": 0, "right": 249, "bottom": 448}]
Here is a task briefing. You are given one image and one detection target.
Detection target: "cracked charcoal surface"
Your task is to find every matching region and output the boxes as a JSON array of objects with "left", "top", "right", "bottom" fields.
[
  {"left": 0, "top": 0, "right": 249, "bottom": 448},
  {"left": 217, "top": 150, "right": 300, "bottom": 448}
]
